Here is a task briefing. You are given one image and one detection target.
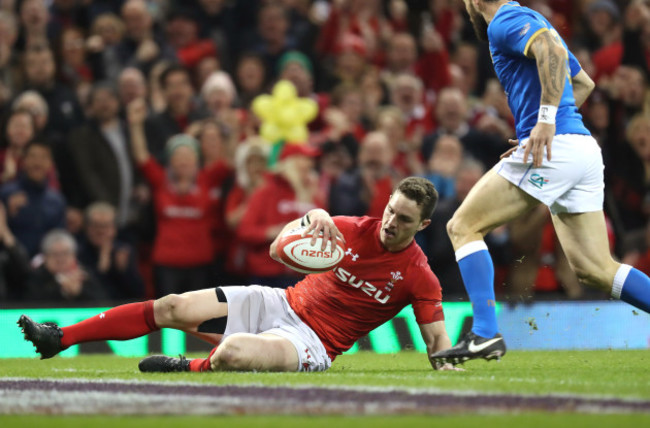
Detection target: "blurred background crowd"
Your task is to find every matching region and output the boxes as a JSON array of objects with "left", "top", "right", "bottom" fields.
[{"left": 1, "top": 0, "right": 649, "bottom": 304}]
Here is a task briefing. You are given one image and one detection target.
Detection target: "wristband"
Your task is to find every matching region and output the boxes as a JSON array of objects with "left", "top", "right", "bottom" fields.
[
  {"left": 300, "top": 213, "right": 311, "bottom": 227},
  {"left": 538, "top": 105, "right": 558, "bottom": 124}
]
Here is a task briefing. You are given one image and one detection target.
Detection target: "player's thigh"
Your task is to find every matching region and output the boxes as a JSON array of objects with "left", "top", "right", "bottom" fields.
[
  {"left": 153, "top": 288, "right": 228, "bottom": 329},
  {"left": 211, "top": 333, "right": 299, "bottom": 372},
  {"left": 448, "top": 169, "right": 540, "bottom": 249},
  {"left": 551, "top": 211, "right": 619, "bottom": 290}
]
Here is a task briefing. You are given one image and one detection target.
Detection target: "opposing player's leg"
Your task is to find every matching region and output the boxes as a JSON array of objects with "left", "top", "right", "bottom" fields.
[
  {"left": 18, "top": 288, "right": 227, "bottom": 359},
  {"left": 432, "top": 169, "right": 539, "bottom": 364},
  {"left": 552, "top": 211, "right": 650, "bottom": 313}
]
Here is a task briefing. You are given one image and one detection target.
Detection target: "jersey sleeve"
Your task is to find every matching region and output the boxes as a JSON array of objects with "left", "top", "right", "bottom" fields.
[
  {"left": 568, "top": 49, "right": 582, "bottom": 78},
  {"left": 138, "top": 157, "right": 165, "bottom": 190},
  {"left": 332, "top": 216, "right": 360, "bottom": 244},
  {"left": 489, "top": 7, "right": 549, "bottom": 58},
  {"left": 410, "top": 262, "right": 444, "bottom": 324}
]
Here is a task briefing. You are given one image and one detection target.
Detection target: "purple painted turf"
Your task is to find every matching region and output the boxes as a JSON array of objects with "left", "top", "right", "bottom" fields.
[{"left": 1, "top": 379, "right": 649, "bottom": 415}]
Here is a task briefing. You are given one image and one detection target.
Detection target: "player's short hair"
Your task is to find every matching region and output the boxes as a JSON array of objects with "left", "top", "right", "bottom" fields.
[{"left": 395, "top": 177, "right": 439, "bottom": 221}]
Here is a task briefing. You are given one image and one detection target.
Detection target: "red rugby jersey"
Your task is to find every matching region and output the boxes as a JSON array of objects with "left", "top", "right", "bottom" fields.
[{"left": 285, "top": 216, "right": 443, "bottom": 360}]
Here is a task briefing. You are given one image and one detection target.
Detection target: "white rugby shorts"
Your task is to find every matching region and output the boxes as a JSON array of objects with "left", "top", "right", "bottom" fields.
[
  {"left": 495, "top": 134, "right": 604, "bottom": 215},
  {"left": 220, "top": 285, "right": 332, "bottom": 372}
]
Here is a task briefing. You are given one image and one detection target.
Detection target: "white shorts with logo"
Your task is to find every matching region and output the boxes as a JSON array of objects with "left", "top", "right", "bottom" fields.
[
  {"left": 220, "top": 285, "right": 332, "bottom": 372},
  {"left": 495, "top": 134, "right": 604, "bottom": 215}
]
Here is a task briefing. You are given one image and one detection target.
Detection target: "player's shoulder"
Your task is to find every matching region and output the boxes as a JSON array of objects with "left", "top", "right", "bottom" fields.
[
  {"left": 333, "top": 215, "right": 377, "bottom": 231},
  {"left": 491, "top": 2, "right": 542, "bottom": 30}
]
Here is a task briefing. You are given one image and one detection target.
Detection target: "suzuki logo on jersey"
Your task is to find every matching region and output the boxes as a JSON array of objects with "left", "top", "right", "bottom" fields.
[
  {"left": 334, "top": 267, "right": 391, "bottom": 304},
  {"left": 345, "top": 248, "right": 359, "bottom": 261},
  {"left": 528, "top": 173, "right": 549, "bottom": 189}
]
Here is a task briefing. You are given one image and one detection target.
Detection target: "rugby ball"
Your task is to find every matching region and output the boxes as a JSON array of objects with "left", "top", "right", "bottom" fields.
[{"left": 276, "top": 226, "right": 345, "bottom": 274}]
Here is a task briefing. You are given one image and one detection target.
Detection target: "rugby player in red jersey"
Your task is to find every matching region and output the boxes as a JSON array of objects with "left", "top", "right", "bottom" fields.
[{"left": 18, "top": 177, "right": 461, "bottom": 372}]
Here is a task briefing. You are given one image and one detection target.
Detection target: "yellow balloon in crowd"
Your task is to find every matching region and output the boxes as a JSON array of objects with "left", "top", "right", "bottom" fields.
[{"left": 252, "top": 80, "right": 318, "bottom": 144}]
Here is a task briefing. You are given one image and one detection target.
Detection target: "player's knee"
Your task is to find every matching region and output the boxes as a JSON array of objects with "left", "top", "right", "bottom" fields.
[
  {"left": 154, "top": 294, "right": 188, "bottom": 326},
  {"left": 211, "top": 336, "right": 247, "bottom": 370},
  {"left": 446, "top": 216, "right": 468, "bottom": 244}
]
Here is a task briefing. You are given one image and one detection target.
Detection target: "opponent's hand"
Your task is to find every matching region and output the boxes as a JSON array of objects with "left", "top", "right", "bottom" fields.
[
  {"left": 523, "top": 122, "right": 554, "bottom": 167},
  {"left": 500, "top": 138, "right": 519, "bottom": 160},
  {"left": 301, "top": 208, "right": 345, "bottom": 251}
]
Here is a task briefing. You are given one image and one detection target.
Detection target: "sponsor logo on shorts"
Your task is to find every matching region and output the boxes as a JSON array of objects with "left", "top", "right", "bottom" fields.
[{"left": 528, "top": 173, "right": 549, "bottom": 189}]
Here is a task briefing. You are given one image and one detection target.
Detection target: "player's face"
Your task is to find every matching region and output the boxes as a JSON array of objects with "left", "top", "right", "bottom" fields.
[
  {"left": 464, "top": 0, "right": 488, "bottom": 41},
  {"left": 380, "top": 192, "right": 430, "bottom": 252}
]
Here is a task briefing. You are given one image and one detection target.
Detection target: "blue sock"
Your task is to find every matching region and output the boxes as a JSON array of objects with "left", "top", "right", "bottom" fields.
[
  {"left": 456, "top": 241, "right": 498, "bottom": 338},
  {"left": 613, "top": 265, "right": 650, "bottom": 313}
]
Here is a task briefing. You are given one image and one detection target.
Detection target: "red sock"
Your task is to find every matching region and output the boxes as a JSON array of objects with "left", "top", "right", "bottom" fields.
[
  {"left": 189, "top": 345, "right": 219, "bottom": 372},
  {"left": 61, "top": 301, "right": 158, "bottom": 349}
]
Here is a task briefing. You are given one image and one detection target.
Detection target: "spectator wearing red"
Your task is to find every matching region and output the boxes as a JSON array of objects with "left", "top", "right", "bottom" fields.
[
  {"left": 57, "top": 26, "right": 99, "bottom": 92},
  {"left": 237, "top": 143, "right": 322, "bottom": 288},
  {"left": 324, "top": 33, "right": 370, "bottom": 90},
  {"left": 278, "top": 50, "right": 329, "bottom": 132},
  {"left": 127, "top": 98, "right": 229, "bottom": 296},
  {"left": 329, "top": 131, "right": 396, "bottom": 219},
  {"left": 190, "top": 118, "right": 235, "bottom": 273},
  {"left": 200, "top": 71, "right": 247, "bottom": 141},
  {"left": 165, "top": 8, "right": 217, "bottom": 73},
  {"left": 389, "top": 73, "right": 435, "bottom": 139},
  {"left": 328, "top": 82, "right": 367, "bottom": 142},
  {"left": 316, "top": 0, "right": 388, "bottom": 63},
  {"left": 224, "top": 140, "right": 269, "bottom": 281},
  {"left": 381, "top": 31, "right": 451, "bottom": 95},
  {"left": 375, "top": 107, "right": 421, "bottom": 177}
]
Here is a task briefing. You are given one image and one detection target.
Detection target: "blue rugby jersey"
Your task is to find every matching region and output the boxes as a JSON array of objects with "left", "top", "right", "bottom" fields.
[{"left": 487, "top": 1, "right": 590, "bottom": 140}]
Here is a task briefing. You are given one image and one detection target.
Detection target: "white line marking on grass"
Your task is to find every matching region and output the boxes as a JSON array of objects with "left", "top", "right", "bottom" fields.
[{"left": 1, "top": 376, "right": 649, "bottom": 404}]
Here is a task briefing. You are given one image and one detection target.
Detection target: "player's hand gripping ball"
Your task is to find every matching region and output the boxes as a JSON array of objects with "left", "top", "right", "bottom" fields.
[{"left": 276, "top": 226, "right": 345, "bottom": 274}]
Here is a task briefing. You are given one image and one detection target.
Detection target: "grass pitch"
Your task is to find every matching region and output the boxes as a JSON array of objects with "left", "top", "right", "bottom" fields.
[
  {"left": 2, "top": 350, "right": 649, "bottom": 398},
  {"left": 1, "top": 350, "right": 649, "bottom": 426}
]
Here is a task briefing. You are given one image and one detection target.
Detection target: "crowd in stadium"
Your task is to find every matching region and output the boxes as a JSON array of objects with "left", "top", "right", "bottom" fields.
[{"left": 0, "top": 0, "right": 649, "bottom": 303}]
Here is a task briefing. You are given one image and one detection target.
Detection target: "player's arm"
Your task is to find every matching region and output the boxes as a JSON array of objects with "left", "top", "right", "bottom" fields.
[
  {"left": 572, "top": 69, "right": 595, "bottom": 108},
  {"left": 524, "top": 30, "right": 568, "bottom": 167},
  {"left": 269, "top": 209, "right": 345, "bottom": 261},
  {"left": 419, "top": 321, "right": 463, "bottom": 371}
]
